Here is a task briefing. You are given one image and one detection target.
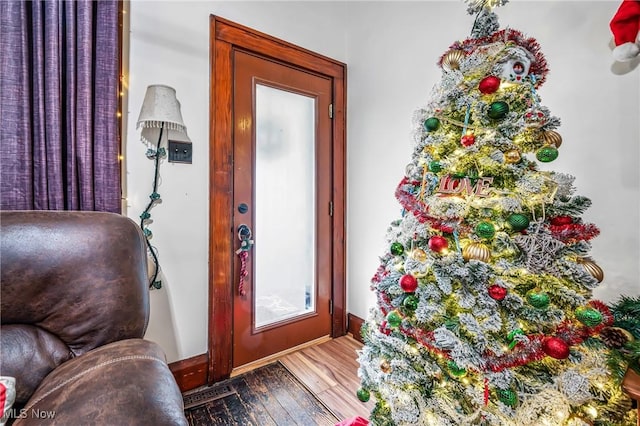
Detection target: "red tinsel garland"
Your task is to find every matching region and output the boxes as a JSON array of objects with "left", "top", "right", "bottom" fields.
[
  {"left": 548, "top": 223, "right": 600, "bottom": 244},
  {"left": 438, "top": 28, "right": 549, "bottom": 88},
  {"left": 395, "top": 177, "right": 458, "bottom": 233}
]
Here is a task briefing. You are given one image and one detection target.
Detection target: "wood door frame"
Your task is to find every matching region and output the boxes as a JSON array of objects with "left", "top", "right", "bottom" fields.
[{"left": 208, "top": 15, "right": 347, "bottom": 383}]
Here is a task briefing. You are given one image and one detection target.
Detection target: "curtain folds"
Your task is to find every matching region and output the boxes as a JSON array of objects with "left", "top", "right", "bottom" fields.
[{"left": 0, "top": 0, "right": 121, "bottom": 212}]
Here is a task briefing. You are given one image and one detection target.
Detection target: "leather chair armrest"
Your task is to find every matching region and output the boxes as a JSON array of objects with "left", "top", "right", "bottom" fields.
[{"left": 14, "top": 339, "right": 187, "bottom": 426}]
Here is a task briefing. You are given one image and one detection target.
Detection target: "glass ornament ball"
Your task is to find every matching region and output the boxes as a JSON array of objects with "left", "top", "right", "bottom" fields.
[
  {"left": 428, "top": 160, "right": 443, "bottom": 173},
  {"left": 542, "top": 337, "right": 570, "bottom": 359},
  {"left": 479, "top": 75, "right": 501, "bottom": 94},
  {"left": 423, "top": 117, "right": 441, "bottom": 132},
  {"left": 508, "top": 213, "right": 530, "bottom": 231},
  {"left": 356, "top": 387, "right": 370, "bottom": 402},
  {"left": 380, "top": 360, "right": 392, "bottom": 374},
  {"left": 475, "top": 221, "right": 496, "bottom": 239},
  {"left": 399, "top": 274, "right": 418, "bottom": 293},
  {"left": 386, "top": 310, "right": 402, "bottom": 328},
  {"left": 543, "top": 130, "right": 563, "bottom": 148},
  {"left": 441, "top": 49, "right": 465, "bottom": 71},
  {"left": 447, "top": 360, "right": 467, "bottom": 377},
  {"left": 504, "top": 149, "right": 521, "bottom": 164},
  {"left": 460, "top": 133, "right": 476, "bottom": 147},
  {"left": 428, "top": 236, "right": 449, "bottom": 253},
  {"left": 390, "top": 242, "right": 404, "bottom": 256},
  {"left": 526, "top": 289, "right": 550, "bottom": 309},
  {"left": 536, "top": 145, "right": 559, "bottom": 162},
  {"left": 575, "top": 306, "right": 603, "bottom": 327},
  {"left": 497, "top": 389, "right": 518, "bottom": 408},
  {"left": 462, "top": 242, "right": 491, "bottom": 262},
  {"left": 412, "top": 248, "right": 428, "bottom": 262},
  {"left": 577, "top": 258, "right": 604, "bottom": 283},
  {"left": 487, "top": 101, "right": 509, "bottom": 119},
  {"left": 403, "top": 295, "right": 419, "bottom": 311},
  {"left": 488, "top": 284, "right": 507, "bottom": 301}
]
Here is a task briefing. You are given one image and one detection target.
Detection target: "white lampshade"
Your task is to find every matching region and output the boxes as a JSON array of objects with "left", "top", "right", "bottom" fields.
[{"left": 137, "top": 84, "right": 190, "bottom": 146}]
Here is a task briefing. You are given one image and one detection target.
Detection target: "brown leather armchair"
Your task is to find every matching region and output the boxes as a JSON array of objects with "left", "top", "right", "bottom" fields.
[{"left": 0, "top": 211, "right": 188, "bottom": 425}]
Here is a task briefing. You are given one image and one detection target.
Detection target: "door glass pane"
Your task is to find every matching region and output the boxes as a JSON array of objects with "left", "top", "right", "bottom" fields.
[{"left": 254, "top": 84, "right": 316, "bottom": 329}]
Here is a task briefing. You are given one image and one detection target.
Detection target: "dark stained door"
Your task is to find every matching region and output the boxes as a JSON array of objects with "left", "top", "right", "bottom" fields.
[
  {"left": 209, "top": 16, "right": 347, "bottom": 383},
  {"left": 231, "top": 50, "right": 333, "bottom": 368}
]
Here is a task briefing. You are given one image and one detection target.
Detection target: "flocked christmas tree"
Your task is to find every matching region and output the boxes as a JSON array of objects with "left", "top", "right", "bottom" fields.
[{"left": 356, "top": 2, "right": 636, "bottom": 425}]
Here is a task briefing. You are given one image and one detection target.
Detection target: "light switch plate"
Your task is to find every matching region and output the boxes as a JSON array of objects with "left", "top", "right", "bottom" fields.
[{"left": 168, "top": 140, "right": 193, "bottom": 164}]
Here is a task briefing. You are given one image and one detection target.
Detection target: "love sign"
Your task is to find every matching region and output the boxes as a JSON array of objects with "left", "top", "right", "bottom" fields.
[{"left": 437, "top": 175, "right": 494, "bottom": 197}]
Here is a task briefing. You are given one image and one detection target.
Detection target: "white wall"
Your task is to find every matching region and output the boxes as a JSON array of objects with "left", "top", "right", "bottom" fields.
[
  {"left": 125, "top": 1, "right": 349, "bottom": 362},
  {"left": 126, "top": 1, "right": 639, "bottom": 363}
]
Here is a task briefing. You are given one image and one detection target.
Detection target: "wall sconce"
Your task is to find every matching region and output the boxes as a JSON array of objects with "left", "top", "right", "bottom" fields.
[{"left": 137, "top": 84, "right": 190, "bottom": 289}]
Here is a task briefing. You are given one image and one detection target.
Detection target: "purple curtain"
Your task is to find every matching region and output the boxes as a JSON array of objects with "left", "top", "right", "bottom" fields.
[{"left": 0, "top": 0, "right": 121, "bottom": 212}]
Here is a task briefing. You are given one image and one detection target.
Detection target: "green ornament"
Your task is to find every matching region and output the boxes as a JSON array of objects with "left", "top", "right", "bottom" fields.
[
  {"left": 536, "top": 145, "right": 559, "bottom": 162},
  {"left": 575, "top": 306, "right": 603, "bottom": 327},
  {"left": 403, "top": 295, "right": 419, "bottom": 311},
  {"left": 390, "top": 242, "right": 404, "bottom": 256},
  {"left": 356, "top": 387, "right": 370, "bottom": 402},
  {"left": 428, "top": 160, "right": 442, "bottom": 173},
  {"left": 386, "top": 310, "right": 402, "bottom": 328},
  {"left": 507, "top": 214, "right": 530, "bottom": 231},
  {"left": 487, "top": 101, "right": 509, "bottom": 120},
  {"left": 526, "top": 290, "right": 550, "bottom": 309},
  {"left": 447, "top": 360, "right": 467, "bottom": 377},
  {"left": 497, "top": 389, "right": 518, "bottom": 407},
  {"left": 475, "top": 221, "right": 496, "bottom": 239},
  {"left": 424, "top": 117, "right": 440, "bottom": 132}
]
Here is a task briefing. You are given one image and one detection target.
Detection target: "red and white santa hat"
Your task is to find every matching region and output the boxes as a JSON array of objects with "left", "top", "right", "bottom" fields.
[{"left": 610, "top": 0, "right": 640, "bottom": 61}]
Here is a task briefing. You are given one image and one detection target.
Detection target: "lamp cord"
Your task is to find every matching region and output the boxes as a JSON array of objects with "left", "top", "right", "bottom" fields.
[{"left": 139, "top": 124, "right": 164, "bottom": 289}]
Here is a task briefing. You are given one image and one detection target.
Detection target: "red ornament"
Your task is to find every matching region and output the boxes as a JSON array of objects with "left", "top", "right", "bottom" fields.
[
  {"left": 550, "top": 216, "right": 573, "bottom": 226},
  {"left": 400, "top": 274, "right": 418, "bottom": 293},
  {"left": 488, "top": 285, "right": 507, "bottom": 301},
  {"left": 478, "top": 75, "right": 501, "bottom": 94},
  {"left": 460, "top": 133, "right": 476, "bottom": 147},
  {"left": 428, "top": 236, "right": 449, "bottom": 252},
  {"left": 542, "top": 337, "right": 570, "bottom": 359}
]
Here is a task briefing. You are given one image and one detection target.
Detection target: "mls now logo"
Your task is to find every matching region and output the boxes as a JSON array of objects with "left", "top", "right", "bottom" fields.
[{"left": 2, "top": 408, "right": 56, "bottom": 421}]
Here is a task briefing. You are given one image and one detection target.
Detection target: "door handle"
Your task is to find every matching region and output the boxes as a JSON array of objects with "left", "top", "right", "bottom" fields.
[
  {"left": 236, "top": 224, "right": 254, "bottom": 296},
  {"left": 236, "top": 224, "right": 254, "bottom": 254}
]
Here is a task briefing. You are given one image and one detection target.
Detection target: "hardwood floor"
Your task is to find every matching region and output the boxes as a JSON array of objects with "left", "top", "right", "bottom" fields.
[
  {"left": 184, "top": 362, "right": 338, "bottom": 425},
  {"left": 279, "top": 335, "right": 375, "bottom": 421}
]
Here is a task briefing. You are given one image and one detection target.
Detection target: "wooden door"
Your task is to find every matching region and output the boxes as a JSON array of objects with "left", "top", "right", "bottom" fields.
[
  {"left": 209, "top": 16, "right": 347, "bottom": 382},
  {"left": 232, "top": 50, "right": 332, "bottom": 367}
]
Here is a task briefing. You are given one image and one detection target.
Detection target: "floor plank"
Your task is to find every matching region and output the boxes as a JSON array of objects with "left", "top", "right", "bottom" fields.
[
  {"left": 185, "top": 335, "right": 372, "bottom": 425},
  {"left": 280, "top": 335, "right": 375, "bottom": 421}
]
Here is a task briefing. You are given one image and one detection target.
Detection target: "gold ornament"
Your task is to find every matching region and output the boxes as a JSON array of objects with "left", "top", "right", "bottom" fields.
[
  {"left": 380, "top": 359, "right": 392, "bottom": 373},
  {"left": 577, "top": 258, "right": 604, "bottom": 283},
  {"left": 543, "top": 130, "right": 563, "bottom": 148},
  {"left": 441, "top": 50, "right": 465, "bottom": 72},
  {"left": 504, "top": 149, "right": 521, "bottom": 164},
  {"left": 412, "top": 248, "right": 428, "bottom": 262},
  {"left": 462, "top": 242, "right": 491, "bottom": 262}
]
